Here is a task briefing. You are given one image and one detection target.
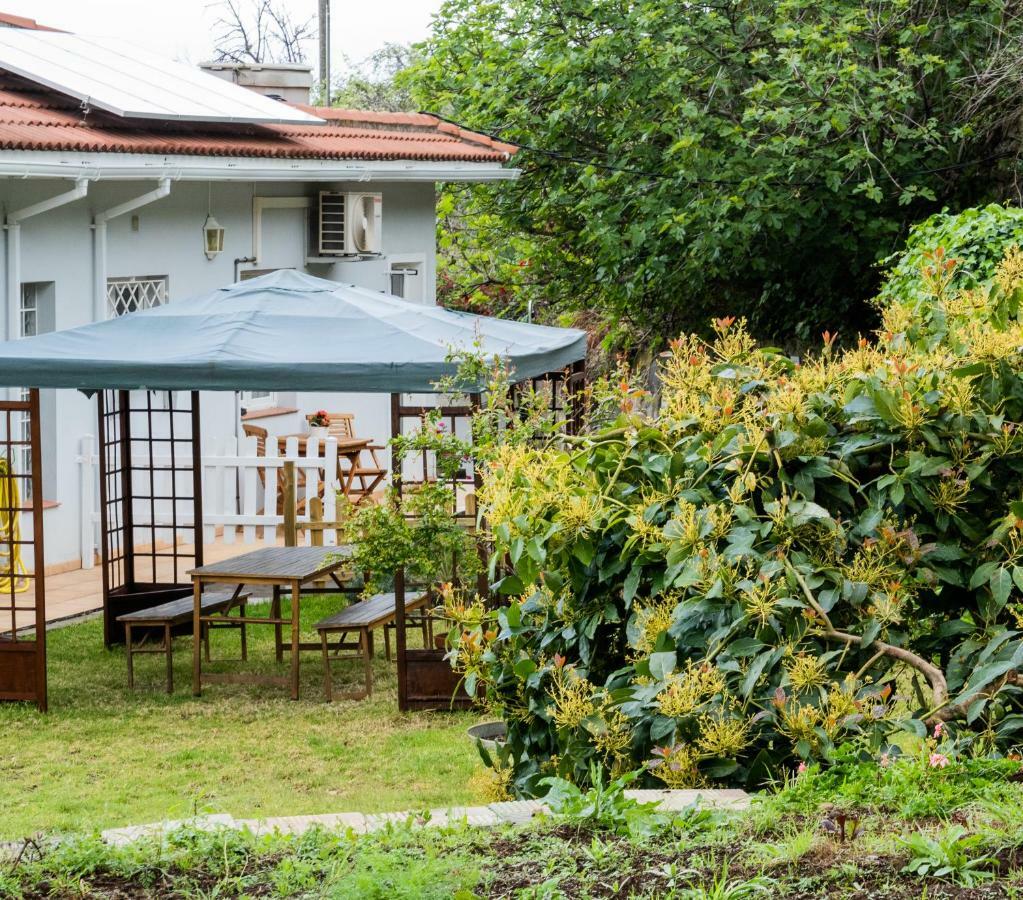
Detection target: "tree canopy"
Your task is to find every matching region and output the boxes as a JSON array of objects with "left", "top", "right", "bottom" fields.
[{"left": 409, "top": 0, "right": 1023, "bottom": 347}]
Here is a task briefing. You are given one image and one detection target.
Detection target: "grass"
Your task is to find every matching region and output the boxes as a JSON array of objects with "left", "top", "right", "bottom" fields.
[{"left": 0, "top": 594, "right": 482, "bottom": 839}]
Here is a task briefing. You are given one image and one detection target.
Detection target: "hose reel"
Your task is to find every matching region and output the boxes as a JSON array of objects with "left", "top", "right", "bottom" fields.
[{"left": 0, "top": 456, "right": 28, "bottom": 594}]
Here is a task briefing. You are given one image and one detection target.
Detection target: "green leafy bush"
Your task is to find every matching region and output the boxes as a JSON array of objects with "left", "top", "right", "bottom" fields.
[
  {"left": 877, "top": 204, "right": 1023, "bottom": 312},
  {"left": 410, "top": 1, "right": 1023, "bottom": 345},
  {"left": 447, "top": 249, "right": 1023, "bottom": 796}
]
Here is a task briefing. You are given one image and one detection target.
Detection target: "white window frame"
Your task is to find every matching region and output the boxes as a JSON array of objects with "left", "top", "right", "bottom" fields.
[
  {"left": 20, "top": 282, "right": 39, "bottom": 339},
  {"left": 242, "top": 390, "right": 277, "bottom": 411},
  {"left": 107, "top": 275, "right": 168, "bottom": 318}
]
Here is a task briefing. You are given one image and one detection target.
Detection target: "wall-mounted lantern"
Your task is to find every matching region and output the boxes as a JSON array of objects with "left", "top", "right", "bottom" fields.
[
  {"left": 203, "top": 214, "right": 225, "bottom": 260},
  {"left": 203, "top": 183, "right": 225, "bottom": 260}
]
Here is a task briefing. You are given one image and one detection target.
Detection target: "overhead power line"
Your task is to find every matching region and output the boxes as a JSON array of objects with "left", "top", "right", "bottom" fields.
[{"left": 422, "top": 110, "right": 1016, "bottom": 188}]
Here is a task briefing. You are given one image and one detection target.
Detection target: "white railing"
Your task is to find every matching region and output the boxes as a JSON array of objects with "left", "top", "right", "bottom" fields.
[{"left": 77, "top": 434, "right": 343, "bottom": 564}]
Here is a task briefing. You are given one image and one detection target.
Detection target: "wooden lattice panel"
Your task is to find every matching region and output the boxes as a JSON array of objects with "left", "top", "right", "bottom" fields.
[{"left": 98, "top": 390, "right": 204, "bottom": 645}]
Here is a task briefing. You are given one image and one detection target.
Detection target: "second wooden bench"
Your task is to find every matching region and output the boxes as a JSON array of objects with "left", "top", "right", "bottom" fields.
[{"left": 314, "top": 591, "right": 431, "bottom": 701}]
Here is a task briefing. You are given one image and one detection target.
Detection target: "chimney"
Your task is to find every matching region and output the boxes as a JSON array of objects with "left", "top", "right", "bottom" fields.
[{"left": 199, "top": 62, "right": 314, "bottom": 106}]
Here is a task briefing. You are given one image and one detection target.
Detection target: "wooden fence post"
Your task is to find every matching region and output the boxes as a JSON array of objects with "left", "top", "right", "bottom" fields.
[{"left": 308, "top": 497, "right": 324, "bottom": 547}]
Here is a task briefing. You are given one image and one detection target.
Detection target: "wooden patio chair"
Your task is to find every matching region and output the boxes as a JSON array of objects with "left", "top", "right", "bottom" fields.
[
  {"left": 242, "top": 423, "right": 269, "bottom": 514},
  {"left": 244, "top": 422, "right": 314, "bottom": 517},
  {"left": 306, "top": 411, "right": 387, "bottom": 504}
]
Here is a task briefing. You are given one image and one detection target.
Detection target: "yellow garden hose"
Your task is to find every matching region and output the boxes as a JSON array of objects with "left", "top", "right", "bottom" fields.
[{"left": 0, "top": 457, "right": 27, "bottom": 594}]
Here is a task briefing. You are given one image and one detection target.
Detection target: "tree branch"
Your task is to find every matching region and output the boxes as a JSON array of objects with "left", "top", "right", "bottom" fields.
[{"left": 785, "top": 559, "right": 954, "bottom": 721}]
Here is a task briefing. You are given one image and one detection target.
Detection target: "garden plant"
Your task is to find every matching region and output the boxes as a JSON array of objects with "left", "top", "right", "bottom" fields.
[{"left": 445, "top": 244, "right": 1023, "bottom": 798}]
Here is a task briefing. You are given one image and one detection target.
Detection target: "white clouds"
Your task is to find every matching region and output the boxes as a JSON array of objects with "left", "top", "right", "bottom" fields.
[{"left": 4, "top": 0, "right": 441, "bottom": 69}]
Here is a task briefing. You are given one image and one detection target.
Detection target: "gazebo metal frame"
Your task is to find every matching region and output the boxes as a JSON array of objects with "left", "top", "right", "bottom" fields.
[{"left": 0, "top": 271, "right": 587, "bottom": 712}]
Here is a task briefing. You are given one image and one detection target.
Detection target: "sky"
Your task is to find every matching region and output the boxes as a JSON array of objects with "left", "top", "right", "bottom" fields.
[{"left": 4, "top": 0, "right": 445, "bottom": 72}]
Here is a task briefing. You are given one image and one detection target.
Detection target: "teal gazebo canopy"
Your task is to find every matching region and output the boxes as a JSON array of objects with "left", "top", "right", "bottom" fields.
[{"left": 0, "top": 270, "right": 587, "bottom": 392}]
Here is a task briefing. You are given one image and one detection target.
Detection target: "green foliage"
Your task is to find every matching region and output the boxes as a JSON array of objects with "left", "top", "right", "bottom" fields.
[
  {"left": 344, "top": 409, "right": 482, "bottom": 594},
  {"left": 877, "top": 204, "right": 1023, "bottom": 312},
  {"left": 539, "top": 764, "right": 669, "bottom": 838},
  {"left": 449, "top": 248, "right": 1023, "bottom": 796},
  {"left": 765, "top": 746, "right": 1023, "bottom": 820},
  {"left": 900, "top": 825, "right": 995, "bottom": 887},
  {"left": 678, "top": 863, "right": 777, "bottom": 900},
  {"left": 3, "top": 824, "right": 482, "bottom": 899},
  {"left": 344, "top": 482, "right": 481, "bottom": 595},
  {"left": 6, "top": 772, "right": 1023, "bottom": 898},
  {"left": 409, "top": 0, "right": 1023, "bottom": 344}
]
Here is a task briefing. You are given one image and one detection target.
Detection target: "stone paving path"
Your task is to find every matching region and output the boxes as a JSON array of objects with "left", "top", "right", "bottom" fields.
[{"left": 99, "top": 789, "right": 750, "bottom": 847}]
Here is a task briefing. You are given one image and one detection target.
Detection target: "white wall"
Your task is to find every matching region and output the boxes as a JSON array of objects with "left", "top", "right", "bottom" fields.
[{"left": 0, "top": 177, "right": 437, "bottom": 567}]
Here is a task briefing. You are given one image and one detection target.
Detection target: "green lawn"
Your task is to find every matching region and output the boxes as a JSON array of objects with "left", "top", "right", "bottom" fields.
[{"left": 0, "top": 595, "right": 481, "bottom": 839}]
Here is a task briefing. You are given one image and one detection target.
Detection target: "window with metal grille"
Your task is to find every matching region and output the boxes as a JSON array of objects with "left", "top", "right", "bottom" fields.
[{"left": 107, "top": 275, "right": 168, "bottom": 318}]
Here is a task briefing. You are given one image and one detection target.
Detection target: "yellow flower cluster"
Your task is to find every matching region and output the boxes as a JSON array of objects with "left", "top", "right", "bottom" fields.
[
  {"left": 658, "top": 321, "right": 780, "bottom": 431},
  {"left": 478, "top": 443, "right": 601, "bottom": 540},
  {"left": 785, "top": 653, "right": 829, "bottom": 692},
  {"left": 649, "top": 743, "right": 701, "bottom": 789},
  {"left": 995, "top": 245, "right": 1023, "bottom": 294},
  {"left": 778, "top": 702, "right": 823, "bottom": 749},
  {"left": 550, "top": 668, "right": 598, "bottom": 730},
  {"left": 697, "top": 715, "right": 752, "bottom": 757},
  {"left": 656, "top": 660, "right": 727, "bottom": 718},
  {"left": 741, "top": 576, "right": 782, "bottom": 626},
  {"left": 842, "top": 526, "right": 915, "bottom": 593},
  {"left": 778, "top": 684, "right": 864, "bottom": 753},
  {"left": 928, "top": 477, "right": 970, "bottom": 513},
  {"left": 593, "top": 708, "right": 633, "bottom": 759},
  {"left": 632, "top": 593, "right": 680, "bottom": 656}
]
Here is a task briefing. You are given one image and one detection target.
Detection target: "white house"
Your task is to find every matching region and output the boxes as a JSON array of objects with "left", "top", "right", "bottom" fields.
[{"left": 0, "top": 12, "right": 518, "bottom": 570}]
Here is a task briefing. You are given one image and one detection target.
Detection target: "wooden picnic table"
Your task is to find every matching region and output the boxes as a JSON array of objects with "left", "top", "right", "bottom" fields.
[
  {"left": 276, "top": 434, "right": 385, "bottom": 503},
  {"left": 189, "top": 545, "right": 354, "bottom": 700}
]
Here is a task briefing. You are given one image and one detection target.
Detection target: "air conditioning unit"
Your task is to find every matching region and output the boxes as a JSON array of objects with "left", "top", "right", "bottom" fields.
[{"left": 314, "top": 191, "right": 382, "bottom": 257}]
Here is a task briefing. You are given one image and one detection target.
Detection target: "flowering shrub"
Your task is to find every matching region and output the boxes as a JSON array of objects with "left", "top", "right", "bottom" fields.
[{"left": 448, "top": 247, "right": 1023, "bottom": 796}]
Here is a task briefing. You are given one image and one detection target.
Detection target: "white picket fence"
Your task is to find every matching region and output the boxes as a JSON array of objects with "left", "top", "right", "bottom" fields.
[{"left": 77, "top": 434, "right": 345, "bottom": 568}]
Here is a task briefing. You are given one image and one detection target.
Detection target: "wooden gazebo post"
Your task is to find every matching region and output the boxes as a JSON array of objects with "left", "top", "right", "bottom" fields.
[
  {"left": 390, "top": 390, "right": 482, "bottom": 712},
  {"left": 0, "top": 388, "right": 47, "bottom": 711},
  {"left": 389, "top": 362, "right": 585, "bottom": 712}
]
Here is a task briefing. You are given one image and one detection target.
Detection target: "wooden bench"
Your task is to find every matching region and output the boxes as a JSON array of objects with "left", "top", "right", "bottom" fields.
[
  {"left": 117, "top": 590, "right": 250, "bottom": 693},
  {"left": 314, "top": 591, "right": 432, "bottom": 701}
]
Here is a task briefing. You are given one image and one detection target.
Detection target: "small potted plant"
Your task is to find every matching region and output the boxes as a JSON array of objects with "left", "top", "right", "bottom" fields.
[{"left": 309, "top": 410, "right": 330, "bottom": 440}]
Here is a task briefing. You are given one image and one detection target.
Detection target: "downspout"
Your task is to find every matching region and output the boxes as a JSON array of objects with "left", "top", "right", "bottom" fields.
[
  {"left": 5, "top": 178, "right": 90, "bottom": 341},
  {"left": 92, "top": 178, "right": 172, "bottom": 322}
]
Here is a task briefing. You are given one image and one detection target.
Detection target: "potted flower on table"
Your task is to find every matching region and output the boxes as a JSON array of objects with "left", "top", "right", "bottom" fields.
[{"left": 309, "top": 410, "right": 331, "bottom": 440}]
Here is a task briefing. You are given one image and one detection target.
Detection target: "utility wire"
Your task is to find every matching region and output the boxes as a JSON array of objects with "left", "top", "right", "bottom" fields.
[{"left": 423, "top": 110, "right": 1016, "bottom": 187}]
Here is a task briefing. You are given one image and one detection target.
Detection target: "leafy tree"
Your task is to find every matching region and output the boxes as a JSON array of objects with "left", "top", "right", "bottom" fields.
[
  {"left": 327, "top": 44, "right": 419, "bottom": 112},
  {"left": 409, "top": 0, "right": 1023, "bottom": 347}
]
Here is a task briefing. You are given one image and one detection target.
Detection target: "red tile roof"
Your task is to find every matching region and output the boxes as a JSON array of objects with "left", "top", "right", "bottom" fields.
[
  {"left": 0, "top": 13, "right": 60, "bottom": 31},
  {"left": 0, "top": 72, "right": 517, "bottom": 163}
]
